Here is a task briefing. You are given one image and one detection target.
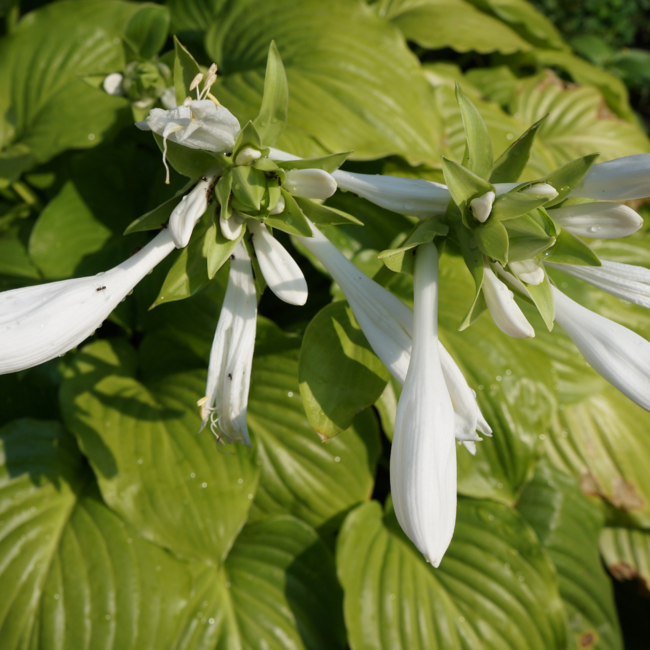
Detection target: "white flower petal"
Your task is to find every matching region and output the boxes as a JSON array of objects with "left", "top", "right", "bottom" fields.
[
  {"left": 509, "top": 259, "right": 545, "bottom": 285},
  {"left": 548, "top": 202, "right": 643, "bottom": 239},
  {"left": 249, "top": 220, "right": 307, "bottom": 305},
  {"left": 553, "top": 286, "right": 650, "bottom": 411},
  {"left": 169, "top": 177, "right": 214, "bottom": 248},
  {"left": 546, "top": 260, "right": 650, "bottom": 309},
  {"left": 200, "top": 242, "right": 257, "bottom": 446},
  {"left": 391, "top": 243, "right": 456, "bottom": 567},
  {"left": 283, "top": 169, "right": 337, "bottom": 200},
  {"left": 103, "top": 73, "right": 124, "bottom": 96},
  {"left": 220, "top": 212, "right": 244, "bottom": 241},
  {"left": 569, "top": 154, "right": 650, "bottom": 200},
  {"left": 470, "top": 191, "right": 495, "bottom": 223},
  {"left": 0, "top": 230, "right": 176, "bottom": 375},
  {"left": 483, "top": 265, "right": 535, "bottom": 339}
]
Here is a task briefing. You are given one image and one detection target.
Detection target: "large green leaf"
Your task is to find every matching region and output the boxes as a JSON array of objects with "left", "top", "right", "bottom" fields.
[
  {"left": 378, "top": 0, "right": 531, "bottom": 55},
  {"left": 60, "top": 339, "right": 258, "bottom": 563},
  {"left": 600, "top": 527, "right": 650, "bottom": 592},
  {"left": 205, "top": 0, "right": 442, "bottom": 163},
  {"left": 337, "top": 499, "right": 567, "bottom": 650},
  {"left": 518, "top": 463, "right": 623, "bottom": 650},
  {"left": 299, "top": 301, "right": 390, "bottom": 440},
  {"left": 0, "top": 229, "right": 41, "bottom": 290},
  {"left": 0, "top": 418, "right": 197, "bottom": 649},
  {"left": 0, "top": 1, "right": 136, "bottom": 177},
  {"left": 248, "top": 320, "right": 381, "bottom": 534}
]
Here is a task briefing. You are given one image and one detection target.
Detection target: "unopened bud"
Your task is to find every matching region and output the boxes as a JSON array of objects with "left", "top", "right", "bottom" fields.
[
  {"left": 235, "top": 146, "right": 262, "bottom": 166},
  {"left": 509, "top": 259, "right": 544, "bottom": 285},
  {"left": 284, "top": 169, "right": 337, "bottom": 200},
  {"left": 269, "top": 195, "right": 285, "bottom": 215},
  {"left": 521, "top": 183, "right": 559, "bottom": 200},
  {"left": 470, "top": 191, "right": 495, "bottom": 223},
  {"left": 103, "top": 73, "right": 124, "bottom": 97}
]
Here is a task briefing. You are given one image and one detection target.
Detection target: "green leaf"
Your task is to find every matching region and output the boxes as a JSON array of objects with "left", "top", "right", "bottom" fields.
[
  {"left": 206, "top": 220, "right": 243, "bottom": 279},
  {"left": 522, "top": 271, "right": 554, "bottom": 331},
  {"left": 0, "top": 1, "right": 135, "bottom": 173},
  {"left": 151, "top": 222, "right": 212, "bottom": 308},
  {"left": 298, "top": 302, "right": 390, "bottom": 440},
  {"left": 215, "top": 171, "right": 232, "bottom": 220},
  {"left": 248, "top": 319, "right": 381, "bottom": 532},
  {"left": 124, "top": 3, "right": 170, "bottom": 60},
  {"left": 505, "top": 211, "right": 556, "bottom": 262},
  {"left": 60, "top": 339, "right": 259, "bottom": 563},
  {"left": 490, "top": 118, "right": 545, "bottom": 184},
  {"left": 276, "top": 152, "right": 351, "bottom": 174},
  {"left": 125, "top": 183, "right": 193, "bottom": 234},
  {"left": 441, "top": 157, "right": 495, "bottom": 224},
  {"left": 474, "top": 219, "right": 509, "bottom": 264},
  {"left": 600, "top": 527, "right": 650, "bottom": 593},
  {"left": 173, "top": 35, "right": 201, "bottom": 106},
  {"left": 232, "top": 120, "right": 265, "bottom": 160},
  {"left": 490, "top": 189, "right": 549, "bottom": 221},
  {"left": 265, "top": 190, "right": 312, "bottom": 237},
  {"left": 537, "top": 153, "right": 600, "bottom": 208},
  {"left": 518, "top": 463, "right": 623, "bottom": 650},
  {"left": 456, "top": 83, "right": 493, "bottom": 179},
  {"left": 381, "top": 0, "right": 532, "bottom": 55},
  {"left": 230, "top": 164, "right": 266, "bottom": 211},
  {"left": 337, "top": 499, "right": 567, "bottom": 650},
  {"left": 544, "top": 227, "right": 601, "bottom": 266},
  {"left": 454, "top": 223, "right": 486, "bottom": 329},
  {"left": 253, "top": 41, "right": 288, "bottom": 147},
  {"left": 153, "top": 133, "right": 230, "bottom": 179},
  {"left": 0, "top": 229, "right": 41, "bottom": 290},
  {"left": 293, "top": 195, "right": 362, "bottom": 226},
  {"left": 206, "top": 0, "right": 442, "bottom": 163}
]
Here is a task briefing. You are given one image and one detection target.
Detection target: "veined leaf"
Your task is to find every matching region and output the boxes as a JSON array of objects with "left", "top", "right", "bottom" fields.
[
  {"left": 124, "top": 4, "right": 170, "bottom": 61},
  {"left": 456, "top": 83, "right": 493, "bottom": 179},
  {"left": 253, "top": 41, "right": 288, "bottom": 147},
  {"left": 173, "top": 35, "right": 201, "bottom": 106}
]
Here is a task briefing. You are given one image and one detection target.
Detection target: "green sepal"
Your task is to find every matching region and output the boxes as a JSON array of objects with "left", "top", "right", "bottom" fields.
[
  {"left": 265, "top": 189, "right": 313, "bottom": 237},
  {"left": 489, "top": 117, "right": 545, "bottom": 184},
  {"left": 525, "top": 272, "right": 555, "bottom": 331},
  {"left": 173, "top": 36, "right": 201, "bottom": 107},
  {"left": 378, "top": 218, "right": 449, "bottom": 275},
  {"left": 206, "top": 218, "right": 245, "bottom": 279},
  {"left": 233, "top": 121, "right": 270, "bottom": 161},
  {"left": 243, "top": 231, "right": 267, "bottom": 301},
  {"left": 150, "top": 222, "right": 209, "bottom": 308},
  {"left": 252, "top": 157, "right": 281, "bottom": 173},
  {"left": 124, "top": 4, "right": 169, "bottom": 62},
  {"left": 293, "top": 196, "right": 363, "bottom": 226},
  {"left": 456, "top": 83, "right": 493, "bottom": 180},
  {"left": 491, "top": 191, "right": 550, "bottom": 221},
  {"left": 231, "top": 164, "right": 267, "bottom": 211},
  {"left": 276, "top": 151, "right": 351, "bottom": 174},
  {"left": 266, "top": 181, "right": 282, "bottom": 212},
  {"left": 454, "top": 223, "right": 487, "bottom": 330},
  {"left": 124, "top": 181, "right": 193, "bottom": 234},
  {"left": 474, "top": 219, "right": 509, "bottom": 265},
  {"left": 215, "top": 172, "right": 232, "bottom": 220},
  {"left": 506, "top": 210, "right": 556, "bottom": 261},
  {"left": 153, "top": 134, "right": 230, "bottom": 178},
  {"left": 441, "top": 157, "right": 495, "bottom": 226},
  {"left": 544, "top": 227, "right": 602, "bottom": 266},
  {"left": 253, "top": 41, "right": 289, "bottom": 147}
]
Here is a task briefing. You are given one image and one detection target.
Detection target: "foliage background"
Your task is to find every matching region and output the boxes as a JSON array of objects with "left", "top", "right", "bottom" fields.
[{"left": 0, "top": 0, "right": 649, "bottom": 648}]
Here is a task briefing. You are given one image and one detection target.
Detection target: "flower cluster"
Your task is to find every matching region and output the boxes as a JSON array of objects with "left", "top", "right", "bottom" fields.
[{"left": 3, "top": 43, "right": 650, "bottom": 570}]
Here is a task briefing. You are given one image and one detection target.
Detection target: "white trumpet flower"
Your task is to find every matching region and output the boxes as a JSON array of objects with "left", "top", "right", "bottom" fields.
[
  {"left": 283, "top": 169, "right": 337, "bottom": 200},
  {"left": 548, "top": 202, "right": 643, "bottom": 239},
  {"left": 296, "top": 220, "right": 490, "bottom": 446},
  {"left": 569, "top": 154, "right": 650, "bottom": 200},
  {"left": 552, "top": 286, "right": 650, "bottom": 411},
  {"left": 199, "top": 242, "right": 257, "bottom": 446},
  {"left": 0, "top": 230, "right": 176, "bottom": 375},
  {"left": 391, "top": 243, "right": 456, "bottom": 566},
  {"left": 169, "top": 176, "right": 216, "bottom": 248},
  {"left": 483, "top": 264, "right": 535, "bottom": 339},
  {"left": 248, "top": 220, "right": 307, "bottom": 305},
  {"left": 470, "top": 191, "right": 495, "bottom": 223},
  {"left": 509, "top": 259, "right": 545, "bottom": 285},
  {"left": 546, "top": 260, "right": 650, "bottom": 309}
]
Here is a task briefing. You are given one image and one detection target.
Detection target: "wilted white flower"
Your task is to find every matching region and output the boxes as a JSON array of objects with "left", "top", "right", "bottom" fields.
[
  {"left": 199, "top": 242, "right": 257, "bottom": 446},
  {"left": 548, "top": 202, "right": 643, "bottom": 239},
  {"left": 248, "top": 220, "right": 307, "bottom": 305},
  {"left": 283, "top": 169, "right": 337, "bottom": 200},
  {"left": 569, "top": 154, "right": 650, "bottom": 200},
  {"left": 483, "top": 264, "right": 535, "bottom": 338},
  {"left": 0, "top": 230, "right": 176, "bottom": 375},
  {"left": 552, "top": 286, "right": 650, "bottom": 411},
  {"left": 470, "top": 191, "right": 495, "bottom": 223},
  {"left": 509, "top": 259, "right": 544, "bottom": 285},
  {"left": 391, "top": 243, "right": 456, "bottom": 566},
  {"left": 169, "top": 176, "right": 217, "bottom": 248}
]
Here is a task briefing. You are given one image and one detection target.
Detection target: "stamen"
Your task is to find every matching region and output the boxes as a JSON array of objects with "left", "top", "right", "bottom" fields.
[
  {"left": 190, "top": 72, "right": 204, "bottom": 100},
  {"left": 207, "top": 92, "right": 222, "bottom": 107},
  {"left": 162, "top": 136, "right": 171, "bottom": 184}
]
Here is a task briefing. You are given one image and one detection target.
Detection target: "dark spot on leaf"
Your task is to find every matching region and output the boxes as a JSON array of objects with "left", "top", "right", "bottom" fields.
[{"left": 578, "top": 631, "right": 597, "bottom": 648}]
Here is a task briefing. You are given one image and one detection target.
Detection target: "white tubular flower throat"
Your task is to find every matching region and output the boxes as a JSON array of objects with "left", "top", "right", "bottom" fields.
[
  {"left": 546, "top": 260, "right": 650, "bottom": 309},
  {"left": 283, "top": 169, "right": 337, "bottom": 200},
  {"left": 248, "top": 220, "right": 307, "bottom": 306},
  {"left": 552, "top": 286, "right": 650, "bottom": 411},
  {"left": 0, "top": 230, "right": 176, "bottom": 374},
  {"left": 548, "top": 202, "right": 643, "bottom": 239},
  {"left": 569, "top": 154, "right": 650, "bottom": 200},
  {"left": 169, "top": 176, "right": 216, "bottom": 248},
  {"left": 200, "top": 241, "right": 257, "bottom": 446},
  {"left": 483, "top": 264, "right": 535, "bottom": 339},
  {"left": 391, "top": 243, "right": 456, "bottom": 566}
]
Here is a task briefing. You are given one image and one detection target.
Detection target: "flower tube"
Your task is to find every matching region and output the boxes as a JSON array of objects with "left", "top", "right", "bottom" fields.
[
  {"left": 199, "top": 242, "right": 257, "bottom": 446},
  {"left": 283, "top": 169, "right": 337, "bottom": 200},
  {"left": 569, "top": 154, "right": 650, "bottom": 200},
  {"left": 547, "top": 202, "right": 643, "bottom": 239},
  {"left": 0, "top": 230, "right": 176, "bottom": 375},
  {"left": 391, "top": 243, "right": 456, "bottom": 566},
  {"left": 552, "top": 286, "right": 650, "bottom": 411},
  {"left": 169, "top": 176, "right": 216, "bottom": 248}
]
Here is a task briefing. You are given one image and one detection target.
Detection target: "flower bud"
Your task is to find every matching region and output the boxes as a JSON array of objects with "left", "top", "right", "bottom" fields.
[
  {"left": 103, "top": 73, "right": 124, "bottom": 96},
  {"left": 283, "top": 169, "right": 337, "bottom": 200},
  {"left": 235, "top": 146, "right": 262, "bottom": 166},
  {"left": 269, "top": 195, "right": 285, "bottom": 215},
  {"left": 220, "top": 210, "right": 245, "bottom": 241},
  {"left": 548, "top": 202, "right": 642, "bottom": 239},
  {"left": 509, "top": 259, "right": 544, "bottom": 285},
  {"left": 470, "top": 191, "right": 495, "bottom": 223},
  {"left": 483, "top": 265, "right": 535, "bottom": 339},
  {"left": 521, "top": 183, "right": 559, "bottom": 200}
]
